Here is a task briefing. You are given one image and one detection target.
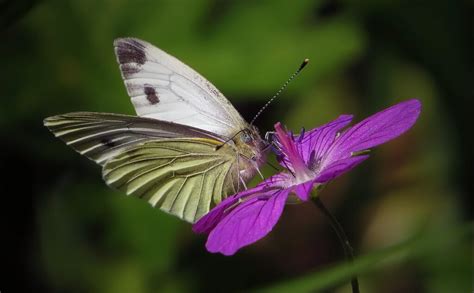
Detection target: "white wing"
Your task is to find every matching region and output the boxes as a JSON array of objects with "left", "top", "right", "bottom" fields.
[{"left": 114, "top": 38, "right": 247, "bottom": 138}]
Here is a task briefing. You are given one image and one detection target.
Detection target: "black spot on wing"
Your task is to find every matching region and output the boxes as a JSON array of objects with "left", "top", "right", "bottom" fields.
[
  {"left": 115, "top": 39, "right": 147, "bottom": 65},
  {"left": 120, "top": 63, "right": 140, "bottom": 75},
  {"left": 144, "top": 86, "right": 159, "bottom": 104}
]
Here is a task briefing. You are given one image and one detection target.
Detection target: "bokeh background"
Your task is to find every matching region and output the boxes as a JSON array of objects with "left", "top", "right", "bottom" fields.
[{"left": 1, "top": 0, "right": 472, "bottom": 292}]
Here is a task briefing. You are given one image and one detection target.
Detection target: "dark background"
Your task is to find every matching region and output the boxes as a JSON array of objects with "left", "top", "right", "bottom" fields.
[{"left": 1, "top": 0, "right": 472, "bottom": 292}]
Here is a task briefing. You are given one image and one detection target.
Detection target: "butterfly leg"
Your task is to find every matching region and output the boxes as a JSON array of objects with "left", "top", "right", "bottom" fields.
[
  {"left": 253, "top": 161, "right": 265, "bottom": 180},
  {"left": 239, "top": 175, "right": 248, "bottom": 190}
]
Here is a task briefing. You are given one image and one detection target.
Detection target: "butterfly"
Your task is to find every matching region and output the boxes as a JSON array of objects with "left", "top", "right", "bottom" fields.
[{"left": 44, "top": 38, "right": 268, "bottom": 223}]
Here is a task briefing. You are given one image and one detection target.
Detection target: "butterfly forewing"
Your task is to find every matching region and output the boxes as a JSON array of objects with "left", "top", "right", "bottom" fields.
[
  {"left": 44, "top": 38, "right": 267, "bottom": 223},
  {"left": 114, "top": 38, "right": 248, "bottom": 138}
]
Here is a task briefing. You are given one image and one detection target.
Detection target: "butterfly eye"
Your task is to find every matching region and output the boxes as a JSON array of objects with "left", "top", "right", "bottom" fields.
[{"left": 240, "top": 131, "right": 252, "bottom": 143}]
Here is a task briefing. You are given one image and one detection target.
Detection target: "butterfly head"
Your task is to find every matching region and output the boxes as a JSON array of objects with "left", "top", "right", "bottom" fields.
[
  {"left": 235, "top": 126, "right": 268, "bottom": 162},
  {"left": 228, "top": 126, "right": 267, "bottom": 185}
]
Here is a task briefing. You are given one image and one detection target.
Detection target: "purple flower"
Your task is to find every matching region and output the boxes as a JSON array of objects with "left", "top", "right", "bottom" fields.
[{"left": 193, "top": 99, "right": 421, "bottom": 255}]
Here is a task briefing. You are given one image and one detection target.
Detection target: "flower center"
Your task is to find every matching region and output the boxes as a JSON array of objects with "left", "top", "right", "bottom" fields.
[{"left": 274, "top": 123, "right": 315, "bottom": 184}]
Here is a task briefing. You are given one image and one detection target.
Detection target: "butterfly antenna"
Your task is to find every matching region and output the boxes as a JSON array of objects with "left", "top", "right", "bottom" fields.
[{"left": 250, "top": 58, "right": 309, "bottom": 125}]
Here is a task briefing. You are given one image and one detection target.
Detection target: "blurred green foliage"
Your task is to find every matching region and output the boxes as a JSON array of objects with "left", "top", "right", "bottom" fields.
[
  {"left": 1, "top": 0, "right": 472, "bottom": 292},
  {"left": 258, "top": 222, "right": 472, "bottom": 293}
]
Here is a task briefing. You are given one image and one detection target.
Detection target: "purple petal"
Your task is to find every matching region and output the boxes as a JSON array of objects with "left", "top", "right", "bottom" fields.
[
  {"left": 193, "top": 173, "right": 290, "bottom": 234},
  {"left": 315, "top": 155, "right": 369, "bottom": 183},
  {"left": 205, "top": 188, "right": 291, "bottom": 255},
  {"left": 193, "top": 195, "right": 239, "bottom": 234},
  {"left": 294, "top": 180, "right": 315, "bottom": 201},
  {"left": 295, "top": 115, "right": 353, "bottom": 165},
  {"left": 259, "top": 172, "right": 292, "bottom": 188},
  {"left": 193, "top": 183, "right": 269, "bottom": 233},
  {"left": 324, "top": 99, "right": 421, "bottom": 164}
]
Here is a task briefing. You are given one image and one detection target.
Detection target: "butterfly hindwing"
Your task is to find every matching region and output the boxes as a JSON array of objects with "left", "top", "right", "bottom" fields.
[
  {"left": 114, "top": 38, "right": 247, "bottom": 138},
  {"left": 102, "top": 138, "right": 239, "bottom": 222}
]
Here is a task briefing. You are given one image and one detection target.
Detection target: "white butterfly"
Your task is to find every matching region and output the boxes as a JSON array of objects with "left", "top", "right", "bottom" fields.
[{"left": 45, "top": 38, "right": 268, "bottom": 223}]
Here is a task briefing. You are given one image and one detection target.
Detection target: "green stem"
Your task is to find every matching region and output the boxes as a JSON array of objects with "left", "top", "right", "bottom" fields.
[{"left": 312, "top": 196, "right": 360, "bottom": 293}]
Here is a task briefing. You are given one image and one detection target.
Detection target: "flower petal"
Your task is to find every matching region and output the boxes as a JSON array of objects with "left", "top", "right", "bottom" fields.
[
  {"left": 205, "top": 188, "right": 291, "bottom": 255},
  {"left": 294, "top": 180, "right": 315, "bottom": 201},
  {"left": 193, "top": 173, "right": 289, "bottom": 234},
  {"left": 193, "top": 183, "right": 269, "bottom": 234},
  {"left": 193, "top": 195, "right": 239, "bottom": 234},
  {"left": 324, "top": 99, "right": 421, "bottom": 164},
  {"left": 295, "top": 115, "right": 353, "bottom": 166},
  {"left": 315, "top": 155, "right": 369, "bottom": 183}
]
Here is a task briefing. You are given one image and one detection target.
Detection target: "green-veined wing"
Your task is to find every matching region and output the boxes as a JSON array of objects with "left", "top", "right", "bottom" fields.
[{"left": 44, "top": 112, "right": 239, "bottom": 222}]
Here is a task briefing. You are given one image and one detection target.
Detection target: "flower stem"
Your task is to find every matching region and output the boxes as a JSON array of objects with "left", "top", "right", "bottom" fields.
[{"left": 312, "top": 197, "right": 360, "bottom": 293}]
